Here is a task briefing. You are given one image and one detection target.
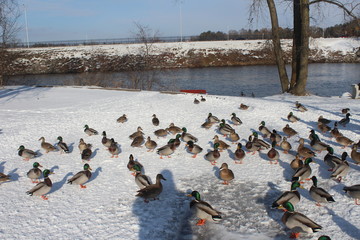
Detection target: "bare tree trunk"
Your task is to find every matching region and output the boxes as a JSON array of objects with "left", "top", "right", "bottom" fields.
[{"left": 266, "top": 0, "right": 289, "bottom": 93}]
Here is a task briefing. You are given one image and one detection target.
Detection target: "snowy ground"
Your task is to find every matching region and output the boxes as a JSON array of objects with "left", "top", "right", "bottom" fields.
[{"left": 0, "top": 86, "right": 359, "bottom": 240}]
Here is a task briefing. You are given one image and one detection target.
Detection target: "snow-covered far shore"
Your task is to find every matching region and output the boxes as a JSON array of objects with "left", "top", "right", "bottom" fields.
[{"left": 0, "top": 86, "right": 359, "bottom": 239}]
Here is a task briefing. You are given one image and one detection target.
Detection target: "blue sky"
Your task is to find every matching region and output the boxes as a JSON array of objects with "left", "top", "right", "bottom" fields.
[{"left": 19, "top": 0, "right": 349, "bottom": 43}]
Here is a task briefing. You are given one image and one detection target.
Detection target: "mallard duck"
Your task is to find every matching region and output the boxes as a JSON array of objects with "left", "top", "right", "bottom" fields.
[
  {"left": 200, "top": 96, "right": 206, "bottom": 102},
  {"left": 78, "top": 138, "right": 87, "bottom": 154},
  {"left": 213, "top": 135, "right": 230, "bottom": 152},
  {"left": 131, "top": 134, "right": 144, "bottom": 148},
  {"left": 252, "top": 132, "right": 270, "bottom": 149},
  {"left": 287, "top": 112, "right": 300, "bottom": 123},
  {"left": 343, "top": 184, "right": 360, "bottom": 205},
  {"left": 331, "top": 154, "right": 349, "bottom": 182},
  {"left": 283, "top": 124, "right": 298, "bottom": 138},
  {"left": 133, "top": 165, "right": 150, "bottom": 189},
  {"left": 188, "top": 191, "right": 222, "bottom": 225},
  {"left": 234, "top": 143, "right": 245, "bottom": 164},
  {"left": 101, "top": 131, "right": 112, "bottom": 148},
  {"left": 108, "top": 138, "right": 120, "bottom": 158},
  {"left": 172, "top": 134, "right": 181, "bottom": 148},
  {"left": 181, "top": 127, "right": 198, "bottom": 142},
  {"left": 230, "top": 113, "right": 242, "bottom": 125},
  {"left": 341, "top": 108, "right": 350, "bottom": 114},
  {"left": 84, "top": 124, "right": 98, "bottom": 136},
  {"left": 323, "top": 147, "right": 346, "bottom": 171},
  {"left": 245, "top": 135, "right": 262, "bottom": 155},
  {"left": 330, "top": 122, "right": 342, "bottom": 138},
  {"left": 145, "top": 136, "right": 157, "bottom": 152},
  {"left": 270, "top": 129, "right": 281, "bottom": 146},
  {"left": 194, "top": 98, "right": 200, "bottom": 104},
  {"left": 259, "top": 121, "right": 271, "bottom": 138},
  {"left": 186, "top": 141, "right": 203, "bottom": 158},
  {"left": 57, "top": 136, "right": 69, "bottom": 153},
  {"left": 67, "top": 164, "right": 92, "bottom": 188},
  {"left": 338, "top": 113, "right": 351, "bottom": 127},
  {"left": 157, "top": 140, "right": 176, "bottom": 159},
  {"left": 281, "top": 202, "right": 322, "bottom": 239},
  {"left": 39, "top": 137, "right": 57, "bottom": 153},
  {"left": 201, "top": 120, "right": 214, "bottom": 129},
  {"left": 136, "top": 173, "right": 166, "bottom": 203},
  {"left": 297, "top": 138, "right": 316, "bottom": 159},
  {"left": 239, "top": 103, "right": 249, "bottom": 110},
  {"left": 308, "top": 129, "right": 319, "bottom": 142},
  {"left": 317, "top": 122, "right": 331, "bottom": 133},
  {"left": 309, "top": 176, "right": 335, "bottom": 206},
  {"left": 267, "top": 141, "right": 280, "bottom": 164},
  {"left": 218, "top": 119, "right": 234, "bottom": 136},
  {"left": 117, "top": 114, "right": 127, "bottom": 123},
  {"left": 219, "top": 163, "right": 234, "bottom": 185},
  {"left": 280, "top": 137, "right": 292, "bottom": 154},
  {"left": 81, "top": 143, "right": 93, "bottom": 161},
  {"left": 0, "top": 172, "right": 10, "bottom": 183},
  {"left": 207, "top": 113, "right": 220, "bottom": 123},
  {"left": 272, "top": 181, "right": 302, "bottom": 209},
  {"left": 228, "top": 130, "right": 240, "bottom": 144},
  {"left": 166, "top": 123, "right": 182, "bottom": 134},
  {"left": 152, "top": 114, "right": 160, "bottom": 126},
  {"left": 318, "top": 116, "right": 331, "bottom": 125},
  {"left": 351, "top": 144, "right": 360, "bottom": 164},
  {"left": 18, "top": 145, "right": 37, "bottom": 161},
  {"left": 292, "top": 158, "right": 313, "bottom": 183},
  {"left": 26, "top": 169, "right": 53, "bottom": 200},
  {"left": 335, "top": 135, "right": 354, "bottom": 148},
  {"left": 154, "top": 129, "right": 168, "bottom": 138},
  {"left": 129, "top": 126, "right": 144, "bottom": 140},
  {"left": 127, "top": 154, "right": 143, "bottom": 175},
  {"left": 295, "top": 101, "right": 308, "bottom": 112},
  {"left": 205, "top": 142, "right": 220, "bottom": 165},
  {"left": 310, "top": 133, "right": 330, "bottom": 153},
  {"left": 290, "top": 154, "right": 304, "bottom": 170},
  {"left": 27, "top": 162, "right": 43, "bottom": 183}
]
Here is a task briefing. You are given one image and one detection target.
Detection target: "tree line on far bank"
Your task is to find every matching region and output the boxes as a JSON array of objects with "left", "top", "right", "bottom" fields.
[{"left": 193, "top": 19, "right": 360, "bottom": 41}]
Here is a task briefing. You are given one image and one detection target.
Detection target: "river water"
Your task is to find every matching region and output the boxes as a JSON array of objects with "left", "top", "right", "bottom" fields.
[{"left": 7, "top": 63, "right": 360, "bottom": 97}]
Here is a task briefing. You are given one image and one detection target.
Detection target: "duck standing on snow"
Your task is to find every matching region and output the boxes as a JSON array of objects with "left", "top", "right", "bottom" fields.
[
  {"left": 331, "top": 153, "right": 349, "bottom": 182},
  {"left": 133, "top": 165, "right": 150, "bottom": 189},
  {"left": 39, "top": 137, "right": 57, "bottom": 153},
  {"left": 136, "top": 173, "right": 166, "bottom": 203},
  {"left": 67, "top": 163, "right": 92, "bottom": 188},
  {"left": 101, "top": 131, "right": 112, "bottom": 148},
  {"left": 26, "top": 169, "right": 53, "bottom": 200},
  {"left": 292, "top": 158, "right": 313, "bottom": 183},
  {"left": 185, "top": 141, "right": 203, "bottom": 158},
  {"left": 318, "top": 116, "right": 331, "bottom": 125},
  {"left": 270, "top": 130, "right": 282, "bottom": 146},
  {"left": 166, "top": 123, "right": 182, "bottom": 135},
  {"left": 335, "top": 135, "right": 354, "bottom": 149},
  {"left": 245, "top": 135, "right": 262, "bottom": 155},
  {"left": 297, "top": 138, "right": 316, "bottom": 159},
  {"left": 230, "top": 113, "right": 242, "bottom": 125},
  {"left": 234, "top": 143, "right": 245, "bottom": 164},
  {"left": 229, "top": 130, "right": 240, "bottom": 144},
  {"left": 252, "top": 132, "right": 270, "bottom": 149},
  {"left": 145, "top": 136, "right": 157, "bottom": 152},
  {"left": 338, "top": 113, "right": 351, "bottom": 127},
  {"left": 129, "top": 126, "right": 144, "bottom": 140},
  {"left": 81, "top": 143, "right": 93, "bottom": 161},
  {"left": 18, "top": 145, "right": 37, "bottom": 161},
  {"left": 323, "top": 147, "right": 345, "bottom": 171},
  {"left": 205, "top": 143, "right": 220, "bottom": 165},
  {"left": 351, "top": 144, "right": 360, "bottom": 164},
  {"left": 152, "top": 114, "right": 160, "bottom": 126},
  {"left": 201, "top": 120, "right": 214, "bottom": 129},
  {"left": 207, "top": 113, "right": 220, "bottom": 123},
  {"left": 287, "top": 112, "right": 300, "bottom": 123},
  {"left": 188, "top": 191, "right": 222, "bottom": 226},
  {"left": 131, "top": 134, "right": 144, "bottom": 148},
  {"left": 283, "top": 124, "right": 298, "bottom": 138},
  {"left": 200, "top": 96, "right": 206, "bottom": 102},
  {"left": 154, "top": 128, "right": 168, "bottom": 138},
  {"left": 213, "top": 135, "right": 230, "bottom": 152},
  {"left": 272, "top": 181, "right": 302, "bottom": 209},
  {"left": 330, "top": 122, "right": 342, "bottom": 138},
  {"left": 27, "top": 162, "right": 43, "bottom": 183},
  {"left": 108, "top": 138, "right": 120, "bottom": 158},
  {"left": 219, "top": 163, "right": 234, "bottom": 185},
  {"left": 281, "top": 202, "right": 322, "bottom": 239},
  {"left": 280, "top": 137, "right": 292, "bottom": 154},
  {"left": 84, "top": 124, "right": 98, "bottom": 136},
  {"left": 317, "top": 122, "right": 331, "bottom": 133},
  {"left": 117, "top": 114, "right": 127, "bottom": 123},
  {"left": 78, "top": 138, "right": 87, "bottom": 154},
  {"left": 127, "top": 154, "right": 143, "bottom": 175},
  {"left": 259, "top": 121, "right": 272, "bottom": 138},
  {"left": 267, "top": 141, "right": 279, "bottom": 164},
  {"left": 157, "top": 139, "right": 176, "bottom": 159},
  {"left": 181, "top": 127, "right": 198, "bottom": 142},
  {"left": 239, "top": 103, "right": 249, "bottom": 110},
  {"left": 290, "top": 154, "right": 303, "bottom": 171},
  {"left": 309, "top": 176, "right": 335, "bottom": 206},
  {"left": 295, "top": 101, "right": 308, "bottom": 112},
  {"left": 343, "top": 184, "right": 360, "bottom": 205},
  {"left": 309, "top": 131, "right": 330, "bottom": 153},
  {"left": 194, "top": 98, "right": 200, "bottom": 104},
  {"left": 57, "top": 136, "right": 69, "bottom": 153}
]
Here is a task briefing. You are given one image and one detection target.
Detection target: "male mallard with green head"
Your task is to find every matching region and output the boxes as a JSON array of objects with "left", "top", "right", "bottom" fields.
[
  {"left": 57, "top": 136, "right": 69, "bottom": 153},
  {"left": 84, "top": 124, "right": 98, "bottom": 136},
  {"left": 18, "top": 145, "right": 37, "bottom": 161},
  {"left": 207, "top": 113, "right": 220, "bottom": 123},
  {"left": 323, "top": 147, "right": 345, "bottom": 171},
  {"left": 295, "top": 101, "right": 308, "bottom": 112},
  {"left": 218, "top": 119, "right": 234, "bottom": 136},
  {"left": 338, "top": 113, "right": 351, "bottom": 127},
  {"left": 127, "top": 154, "right": 143, "bottom": 175},
  {"left": 181, "top": 127, "right": 198, "bottom": 142},
  {"left": 281, "top": 202, "right": 322, "bottom": 239},
  {"left": 252, "top": 132, "right": 270, "bottom": 149},
  {"left": 309, "top": 131, "right": 329, "bottom": 153},
  {"left": 39, "top": 137, "right": 57, "bottom": 153},
  {"left": 213, "top": 135, "right": 230, "bottom": 152},
  {"left": 27, "top": 162, "right": 43, "bottom": 183},
  {"left": 292, "top": 158, "right": 313, "bottom": 183},
  {"left": 205, "top": 142, "right": 220, "bottom": 165},
  {"left": 219, "top": 163, "right": 234, "bottom": 185},
  {"left": 26, "top": 169, "right": 53, "bottom": 200},
  {"left": 188, "top": 191, "right": 222, "bottom": 226},
  {"left": 136, "top": 173, "right": 166, "bottom": 203},
  {"left": 230, "top": 113, "right": 242, "bottom": 125},
  {"left": 272, "top": 181, "right": 302, "bottom": 209},
  {"left": 309, "top": 176, "right": 335, "bottom": 206},
  {"left": 133, "top": 165, "right": 150, "bottom": 189},
  {"left": 259, "top": 121, "right": 271, "bottom": 138},
  {"left": 185, "top": 141, "right": 203, "bottom": 158},
  {"left": 67, "top": 164, "right": 92, "bottom": 188}
]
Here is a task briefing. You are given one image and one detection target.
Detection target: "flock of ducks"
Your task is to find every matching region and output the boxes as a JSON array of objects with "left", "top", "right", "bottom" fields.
[{"left": 2, "top": 95, "right": 360, "bottom": 239}]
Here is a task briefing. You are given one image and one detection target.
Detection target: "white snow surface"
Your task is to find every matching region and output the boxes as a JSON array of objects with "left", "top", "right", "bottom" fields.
[{"left": 0, "top": 86, "right": 359, "bottom": 240}]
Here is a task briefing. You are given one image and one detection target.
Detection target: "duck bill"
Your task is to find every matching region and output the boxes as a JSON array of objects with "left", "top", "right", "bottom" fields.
[{"left": 186, "top": 194, "right": 192, "bottom": 197}]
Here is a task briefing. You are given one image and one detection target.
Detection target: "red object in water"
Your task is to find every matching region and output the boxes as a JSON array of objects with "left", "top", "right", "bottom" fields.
[{"left": 180, "top": 89, "right": 207, "bottom": 94}]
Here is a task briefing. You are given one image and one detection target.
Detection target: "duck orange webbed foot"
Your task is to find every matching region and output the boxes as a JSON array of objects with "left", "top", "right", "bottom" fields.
[{"left": 196, "top": 219, "right": 206, "bottom": 226}]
